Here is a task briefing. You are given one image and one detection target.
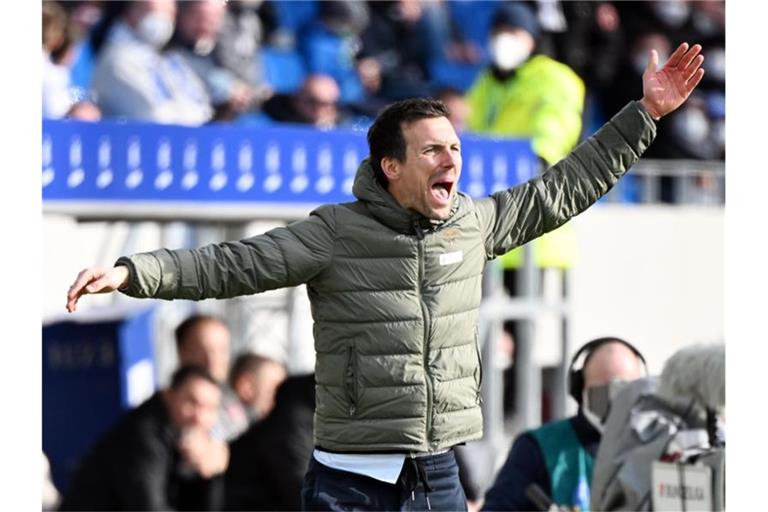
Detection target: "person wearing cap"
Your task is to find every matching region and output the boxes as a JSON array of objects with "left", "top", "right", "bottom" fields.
[
  {"left": 466, "top": 2, "right": 585, "bottom": 336},
  {"left": 481, "top": 338, "right": 646, "bottom": 512},
  {"left": 466, "top": 2, "right": 585, "bottom": 165}
]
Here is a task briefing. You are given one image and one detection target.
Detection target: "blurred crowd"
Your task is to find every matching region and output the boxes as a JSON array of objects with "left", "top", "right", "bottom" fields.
[
  {"left": 43, "top": 0, "right": 725, "bottom": 162},
  {"left": 44, "top": 313, "right": 725, "bottom": 511}
]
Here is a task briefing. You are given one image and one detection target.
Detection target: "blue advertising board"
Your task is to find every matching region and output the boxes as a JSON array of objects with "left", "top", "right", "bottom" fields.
[
  {"left": 42, "top": 305, "right": 157, "bottom": 493},
  {"left": 42, "top": 119, "right": 538, "bottom": 219}
]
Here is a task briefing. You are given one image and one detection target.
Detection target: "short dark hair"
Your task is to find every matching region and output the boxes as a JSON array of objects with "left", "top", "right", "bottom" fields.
[
  {"left": 367, "top": 98, "right": 449, "bottom": 187},
  {"left": 169, "top": 365, "right": 221, "bottom": 391},
  {"left": 228, "top": 352, "right": 284, "bottom": 388},
  {"left": 174, "top": 314, "right": 226, "bottom": 351}
]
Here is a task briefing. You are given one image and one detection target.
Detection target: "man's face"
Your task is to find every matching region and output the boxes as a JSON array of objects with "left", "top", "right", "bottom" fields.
[
  {"left": 178, "top": 321, "right": 231, "bottom": 383},
  {"left": 249, "top": 363, "right": 287, "bottom": 418},
  {"left": 385, "top": 116, "right": 462, "bottom": 220},
  {"left": 177, "top": 0, "right": 225, "bottom": 45},
  {"left": 167, "top": 376, "right": 221, "bottom": 432},
  {"left": 296, "top": 77, "right": 340, "bottom": 127}
]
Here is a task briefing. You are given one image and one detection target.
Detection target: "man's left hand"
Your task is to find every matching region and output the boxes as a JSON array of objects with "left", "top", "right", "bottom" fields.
[{"left": 640, "top": 42, "right": 705, "bottom": 120}]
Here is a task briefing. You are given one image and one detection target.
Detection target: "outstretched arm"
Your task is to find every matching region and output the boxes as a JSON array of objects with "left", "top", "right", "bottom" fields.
[
  {"left": 476, "top": 42, "right": 706, "bottom": 256},
  {"left": 66, "top": 208, "right": 337, "bottom": 312},
  {"left": 640, "top": 42, "right": 705, "bottom": 120}
]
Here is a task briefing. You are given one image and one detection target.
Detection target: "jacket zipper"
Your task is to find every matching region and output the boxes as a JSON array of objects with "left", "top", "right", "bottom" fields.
[
  {"left": 474, "top": 326, "right": 483, "bottom": 405},
  {"left": 345, "top": 345, "right": 357, "bottom": 416},
  {"left": 413, "top": 219, "right": 434, "bottom": 448}
]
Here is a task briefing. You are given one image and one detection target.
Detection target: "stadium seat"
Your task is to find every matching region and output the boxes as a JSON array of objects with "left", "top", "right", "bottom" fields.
[{"left": 262, "top": 46, "right": 307, "bottom": 94}]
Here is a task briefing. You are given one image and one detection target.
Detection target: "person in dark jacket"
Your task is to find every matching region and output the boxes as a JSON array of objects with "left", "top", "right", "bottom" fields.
[
  {"left": 59, "top": 366, "right": 225, "bottom": 511},
  {"left": 66, "top": 42, "right": 705, "bottom": 512},
  {"left": 482, "top": 338, "right": 646, "bottom": 511},
  {"left": 225, "top": 373, "right": 316, "bottom": 511}
]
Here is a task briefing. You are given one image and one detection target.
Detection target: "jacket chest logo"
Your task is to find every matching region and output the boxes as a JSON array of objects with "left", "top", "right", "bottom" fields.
[
  {"left": 442, "top": 228, "right": 460, "bottom": 245},
  {"left": 439, "top": 250, "right": 464, "bottom": 266}
]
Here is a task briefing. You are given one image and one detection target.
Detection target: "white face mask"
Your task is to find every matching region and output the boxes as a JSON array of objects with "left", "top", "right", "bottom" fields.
[
  {"left": 193, "top": 37, "right": 216, "bottom": 56},
  {"left": 490, "top": 33, "right": 531, "bottom": 72},
  {"left": 136, "top": 12, "right": 175, "bottom": 49}
]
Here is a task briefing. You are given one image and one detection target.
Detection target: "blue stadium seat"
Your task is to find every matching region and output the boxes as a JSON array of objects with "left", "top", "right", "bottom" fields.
[
  {"left": 262, "top": 46, "right": 307, "bottom": 94},
  {"left": 446, "top": 0, "right": 502, "bottom": 54},
  {"left": 429, "top": 59, "right": 485, "bottom": 93},
  {"left": 268, "top": 0, "right": 318, "bottom": 34}
]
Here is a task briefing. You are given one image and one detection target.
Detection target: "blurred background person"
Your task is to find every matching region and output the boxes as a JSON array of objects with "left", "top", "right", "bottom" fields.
[
  {"left": 168, "top": 0, "right": 272, "bottom": 122},
  {"left": 174, "top": 314, "right": 250, "bottom": 441},
  {"left": 225, "top": 374, "right": 316, "bottom": 511},
  {"left": 88, "top": 0, "right": 213, "bottom": 125},
  {"left": 466, "top": 1, "right": 584, "bottom": 383},
  {"left": 465, "top": 1, "right": 584, "bottom": 166},
  {"left": 433, "top": 86, "right": 470, "bottom": 133},
  {"left": 298, "top": 0, "right": 370, "bottom": 105},
  {"left": 42, "top": 1, "right": 101, "bottom": 121},
  {"left": 257, "top": 73, "right": 345, "bottom": 128},
  {"left": 591, "top": 343, "right": 725, "bottom": 511},
  {"left": 482, "top": 337, "right": 647, "bottom": 512},
  {"left": 229, "top": 352, "right": 287, "bottom": 423},
  {"left": 59, "top": 366, "right": 225, "bottom": 511}
]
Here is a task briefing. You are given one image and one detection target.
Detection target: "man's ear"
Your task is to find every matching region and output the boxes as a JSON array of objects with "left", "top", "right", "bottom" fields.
[{"left": 381, "top": 157, "right": 401, "bottom": 182}]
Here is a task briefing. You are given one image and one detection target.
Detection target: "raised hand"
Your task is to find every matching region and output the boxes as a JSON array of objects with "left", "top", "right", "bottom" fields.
[
  {"left": 640, "top": 42, "right": 705, "bottom": 120},
  {"left": 66, "top": 265, "right": 129, "bottom": 313}
]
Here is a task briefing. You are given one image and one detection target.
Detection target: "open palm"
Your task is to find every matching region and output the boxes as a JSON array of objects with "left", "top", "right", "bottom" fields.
[{"left": 641, "top": 43, "right": 705, "bottom": 120}]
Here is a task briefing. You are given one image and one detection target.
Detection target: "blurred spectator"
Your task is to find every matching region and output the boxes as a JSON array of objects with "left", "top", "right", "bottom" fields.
[
  {"left": 482, "top": 338, "right": 647, "bottom": 512},
  {"left": 59, "top": 366, "right": 226, "bottom": 511},
  {"left": 433, "top": 86, "right": 470, "bottom": 133},
  {"left": 229, "top": 352, "right": 287, "bottom": 423},
  {"left": 225, "top": 374, "right": 316, "bottom": 511},
  {"left": 298, "top": 0, "right": 370, "bottom": 104},
  {"left": 42, "top": 1, "right": 101, "bottom": 121},
  {"left": 591, "top": 343, "right": 725, "bottom": 511},
  {"left": 215, "top": 0, "right": 271, "bottom": 84},
  {"left": 89, "top": 0, "right": 213, "bottom": 125},
  {"left": 465, "top": 1, "right": 585, "bottom": 166},
  {"left": 466, "top": 2, "right": 582, "bottom": 307},
  {"left": 169, "top": 0, "right": 272, "bottom": 122},
  {"left": 175, "top": 314, "right": 250, "bottom": 441},
  {"left": 356, "top": 0, "right": 433, "bottom": 101},
  {"left": 544, "top": 2, "right": 625, "bottom": 135},
  {"left": 607, "top": 1, "right": 724, "bottom": 162},
  {"left": 259, "top": 74, "right": 346, "bottom": 128}
]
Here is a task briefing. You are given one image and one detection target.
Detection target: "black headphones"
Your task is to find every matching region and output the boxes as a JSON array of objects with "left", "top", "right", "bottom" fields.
[{"left": 567, "top": 337, "right": 647, "bottom": 404}]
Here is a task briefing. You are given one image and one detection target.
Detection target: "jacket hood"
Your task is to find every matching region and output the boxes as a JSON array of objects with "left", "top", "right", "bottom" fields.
[{"left": 352, "top": 158, "right": 460, "bottom": 234}]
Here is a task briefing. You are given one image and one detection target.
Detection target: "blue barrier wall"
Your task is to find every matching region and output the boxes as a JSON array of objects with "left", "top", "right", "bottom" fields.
[
  {"left": 42, "top": 306, "right": 157, "bottom": 493},
  {"left": 42, "top": 119, "right": 538, "bottom": 215}
]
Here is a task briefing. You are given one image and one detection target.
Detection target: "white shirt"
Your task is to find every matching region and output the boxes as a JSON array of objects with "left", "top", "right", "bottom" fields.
[{"left": 312, "top": 449, "right": 405, "bottom": 484}]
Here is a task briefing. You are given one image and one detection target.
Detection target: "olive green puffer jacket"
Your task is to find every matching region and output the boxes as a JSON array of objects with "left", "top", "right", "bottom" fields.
[{"left": 117, "top": 101, "right": 655, "bottom": 453}]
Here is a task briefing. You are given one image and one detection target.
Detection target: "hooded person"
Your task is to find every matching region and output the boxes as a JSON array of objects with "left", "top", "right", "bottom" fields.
[{"left": 466, "top": 1, "right": 585, "bottom": 166}]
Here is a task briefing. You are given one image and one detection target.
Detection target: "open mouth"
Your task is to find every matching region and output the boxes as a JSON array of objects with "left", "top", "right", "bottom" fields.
[{"left": 430, "top": 178, "right": 455, "bottom": 204}]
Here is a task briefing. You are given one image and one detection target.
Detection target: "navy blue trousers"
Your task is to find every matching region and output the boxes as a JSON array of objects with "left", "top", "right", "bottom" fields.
[{"left": 301, "top": 450, "right": 468, "bottom": 511}]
